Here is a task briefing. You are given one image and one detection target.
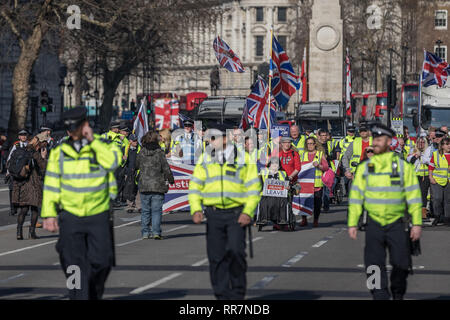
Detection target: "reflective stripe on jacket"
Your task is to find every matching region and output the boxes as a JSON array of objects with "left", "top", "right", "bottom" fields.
[
  {"left": 41, "top": 135, "right": 122, "bottom": 218},
  {"left": 432, "top": 151, "right": 449, "bottom": 186},
  {"left": 348, "top": 152, "right": 422, "bottom": 227},
  {"left": 188, "top": 151, "right": 261, "bottom": 218}
]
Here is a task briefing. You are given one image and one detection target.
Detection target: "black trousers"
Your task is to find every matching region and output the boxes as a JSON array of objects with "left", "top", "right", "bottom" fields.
[
  {"left": 314, "top": 189, "right": 323, "bottom": 220},
  {"left": 417, "top": 176, "right": 430, "bottom": 209},
  {"left": 364, "top": 217, "right": 411, "bottom": 300},
  {"left": 205, "top": 207, "right": 247, "bottom": 300},
  {"left": 56, "top": 211, "right": 113, "bottom": 300}
]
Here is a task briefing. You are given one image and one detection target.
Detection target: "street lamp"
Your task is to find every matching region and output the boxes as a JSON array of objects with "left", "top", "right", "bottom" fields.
[
  {"left": 59, "top": 80, "right": 65, "bottom": 120},
  {"left": 402, "top": 45, "right": 409, "bottom": 83},
  {"left": 361, "top": 53, "right": 365, "bottom": 93},
  {"left": 68, "top": 80, "right": 74, "bottom": 108}
]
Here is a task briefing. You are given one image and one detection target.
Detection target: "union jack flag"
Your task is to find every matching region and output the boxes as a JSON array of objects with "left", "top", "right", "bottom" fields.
[
  {"left": 246, "top": 76, "right": 277, "bottom": 130},
  {"left": 345, "top": 48, "right": 352, "bottom": 116},
  {"left": 271, "top": 36, "right": 300, "bottom": 108},
  {"left": 163, "top": 161, "right": 194, "bottom": 213},
  {"left": 292, "top": 162, "right": 315, "bottom": 216},
  {"left": 213, "top": 36, "right": 245, "bottom": 73},
  {"left": 154, "top": 98, "right": 180, "bottom": 130},
  {"left": 422, "top": 50, "right": 450, "bottom": 87}
]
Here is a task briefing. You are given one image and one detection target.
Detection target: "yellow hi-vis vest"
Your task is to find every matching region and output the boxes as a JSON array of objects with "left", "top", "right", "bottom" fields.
[
  {"left": 339, "top": 135, "right": 355, "bottom": 161},
  {"left": 292, "top": 136, "right": 305, "bottom": 153},
  {"left": 404, "top": 139, "right": 416, "bottom": 157},
  {"left": 412, "top": 154, "right": 428, "bottom": 177},
  {"left": 301, "top": 151, "right": 324, "bottom": 188},
  {"left": 432, "top": 151, "right": 449, "bottom": 186},
  {"left": 41, "top": 135, "right": 122, "bottom": 218},
  {"left": 348, "top": 152, "right": 422, "bottom": 227},
  {"left": 188, "top": 151, "right": 261, "bottom": 218},
  {"left": 260, "top": 168, "right": 287, "bottom": 183},
  {"left": 349, "top": 137, "right": 373, "bottom": 173}
]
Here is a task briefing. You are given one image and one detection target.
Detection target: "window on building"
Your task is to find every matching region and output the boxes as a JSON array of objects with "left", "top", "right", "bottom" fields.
[
  {"left": 278, "top": 7, "right": 287, "bottom": 22},
  {"left": 256, "top": 7, "right": 264, "bottom": 22},
  {"left": 435, "top": 45, "right": 447, "bottom": 61},
  {"left": 256, "top": 36, "right": 264, "bottom": 57},
  {"left": 435, "top": 10, "right": 447, "bottom": 29},
  {"left": 278, "top": 36, "right": 287, "bottom": 50}
]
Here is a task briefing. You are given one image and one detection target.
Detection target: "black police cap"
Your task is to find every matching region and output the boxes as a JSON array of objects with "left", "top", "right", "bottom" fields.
[
  {"left": 371, "top": 124, "right": 396, "bottom": 138},
  {"left": 39, "top": 125, "right": 52, "bottom": 132},
  {"left": 119, "top": 125, "right": 130, "bottom": 132},
  {"left": 183, "top": 119, "right": 194, "bottom": 127},
  {"left": 110, "top": 120, "right": 121, "bottom": 129},
  {"left": 18, "top": 129, "right": 29, "bottom": 135},
  {"left": 347, "top": 124, "right": 356, "bottom": 132},
  {"left": 435, "top": 129, "right": 446, "bottom": 137},
  {"left": 62, "top": 107, "right": 87, "bottom": 128}
]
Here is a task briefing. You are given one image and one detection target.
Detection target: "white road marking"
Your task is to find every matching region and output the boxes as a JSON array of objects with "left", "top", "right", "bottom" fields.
[
  {"left": 250, "top": 275, "right": 278, "bottom": 290},
  {"left": 0, "top": 240, "right": 57, "bottom": 257},
  {"left": 191, "top": 258, "right": 209, "bottom": 267},
  {"left": 0, "top": 207, "right": 10, "bottom": 213},
  {"left": 312, "top": 240, "right": 328, "bottom": 248},
  {"left": 0, "top": 273, "right": 25, "bottom": 284},
  {"left": 130, "top": 273, "right": 182, "bottom": 294},
  {"left": 0, "top": 188, "right": 9, "bottom": 192},
  {"left": 52, "top": 262, "right": 60, "bottom": 266},
  {"left": 114, "top": 212, "right": 170, "bottom": 229},
  {"left": 357, "top": 264, "right": 425, "bottom": 270},
  {"left": 116, "top": 225, "right": 188, "bottom": 247},
  {"left": 248, "top": 236, "right": 263, "bottom": 244},
  {"left": 282, "top": 251, "right": 308, "bottom": 268}
]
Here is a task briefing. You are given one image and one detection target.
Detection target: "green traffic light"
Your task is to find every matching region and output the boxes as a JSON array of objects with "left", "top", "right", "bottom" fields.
[{"left": 41, "top": 106, "right": 47, "bottom": 112}]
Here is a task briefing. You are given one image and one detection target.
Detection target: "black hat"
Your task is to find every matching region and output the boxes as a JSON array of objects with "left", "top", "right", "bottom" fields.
[
  {"left": 62, "top": 106, "right": 87, "bottom": 130},
  {"left": 128, "top": 134, "right": 137, "bottom": 141},
  {"left": 435, "top": 129, "right": 446, "bottom": 137},
  {"left": 371, "top": 124, "right": 396, "bottom": 138},
  {"left": 347, "top": 124, "right": 356, "bottom": 132},
  {"left": 183, "top": 119, "right": 194, "bottom": 127},
  {"left": 119, "top": 125, "right": 130, "bottom": 132},
  {"left": 110, "top": 121, "right": 121, "bottom": 129},
  {"left": 18, "top": 129, "right": 29, "bottom": 136},
  {"left": 39, "top": 125, "right": 52, "bottom": 132},
  {"left": 359, "top": 125, "right": 369, "bottom": 132}
]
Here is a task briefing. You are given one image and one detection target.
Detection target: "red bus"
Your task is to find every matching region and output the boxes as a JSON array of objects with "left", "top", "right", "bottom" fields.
[
  {"left": 397, "top": 83, "right": 419, "bottom": 117},
  {"left": 375, "top": 91, "right": 387, "bottom": 119}
]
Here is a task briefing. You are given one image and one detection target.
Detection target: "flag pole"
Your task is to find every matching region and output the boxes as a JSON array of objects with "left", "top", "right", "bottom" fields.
[{"left": 267, "top": 27, "right": 274, "bottom": 143}]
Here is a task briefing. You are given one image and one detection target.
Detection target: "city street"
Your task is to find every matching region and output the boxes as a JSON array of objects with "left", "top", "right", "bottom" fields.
[{"left": 0, "top": 185, "right": 449, "bottom": 300}]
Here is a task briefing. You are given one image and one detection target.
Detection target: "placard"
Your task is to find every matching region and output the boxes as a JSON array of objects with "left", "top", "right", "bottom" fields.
[
  {"left": 391, "top": 118, "right": 404, "bottom": 136},
  {"left": 262, "top": 178, "right": 289, "bottom": 198}
]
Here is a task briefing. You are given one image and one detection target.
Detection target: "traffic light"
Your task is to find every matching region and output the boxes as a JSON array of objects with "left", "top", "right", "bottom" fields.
[
  {"left": 386, "top": 75, "right": 397, "bottom": 109},
  {"left": 48, "top": 97, "right": 53, "bottom": 112},
  {"left": 40, "top": 90, "right": 48, "bottom": 113},
  {"left": 130, "top": 100, "right": 136, "bottom": 112}
]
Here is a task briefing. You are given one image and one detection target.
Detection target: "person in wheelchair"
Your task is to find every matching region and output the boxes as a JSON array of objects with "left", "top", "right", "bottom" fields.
[{"left": 257, "top": 156, "right": 291, "bottom": 231}]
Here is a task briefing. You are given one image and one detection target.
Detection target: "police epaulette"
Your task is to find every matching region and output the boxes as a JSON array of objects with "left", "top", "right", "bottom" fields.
[{"left": 99, "top": 138, "right": 113, "bottom": 144}]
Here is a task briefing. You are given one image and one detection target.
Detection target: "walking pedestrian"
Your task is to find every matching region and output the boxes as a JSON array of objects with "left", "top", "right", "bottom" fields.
[
  {"left": 136, "top": 131, "right": 174, "bottom": 240},
  {"left": 11, "top": 135, "right": 47, "bottom": 240},
  {"left": 123, "top": 134, "right": 141, "bottom": 213},
  {"left": 348, "top": 124, "right": 422, "bottom": 300},
  {"left": 42, "top": 106, "right": 122, "bottom": 300},
  {"left": 188, "top": 128, "right": 261, "bottom": 300}
]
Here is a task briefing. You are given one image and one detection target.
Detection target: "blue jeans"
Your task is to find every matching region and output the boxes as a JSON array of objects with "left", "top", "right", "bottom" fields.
[{"left": 140, "top": 192, "right": 164, "bottom": 237}]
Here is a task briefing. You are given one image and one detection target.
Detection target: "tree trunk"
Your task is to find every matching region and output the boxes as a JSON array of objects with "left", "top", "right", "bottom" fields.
[{"left": 7, "top": 24, "right": 46, "bottom": 144}]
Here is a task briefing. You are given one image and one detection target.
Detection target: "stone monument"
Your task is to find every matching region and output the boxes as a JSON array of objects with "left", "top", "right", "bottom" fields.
[{"left": 308, "top": 0, "right": 343, "bottom": 102}]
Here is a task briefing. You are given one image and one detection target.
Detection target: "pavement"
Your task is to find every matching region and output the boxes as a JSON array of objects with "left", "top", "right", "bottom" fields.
[{"left": 0, "top": 183, "right": 449, "bottom": 300}]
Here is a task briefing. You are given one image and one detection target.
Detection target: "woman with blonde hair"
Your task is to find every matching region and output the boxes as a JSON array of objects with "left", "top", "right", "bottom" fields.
[
  {"left": 407, "top": 136, "right": 430, "bottom": 219},
  {"left": 158, "top": 128, "right": 171, "bottom": 156}
]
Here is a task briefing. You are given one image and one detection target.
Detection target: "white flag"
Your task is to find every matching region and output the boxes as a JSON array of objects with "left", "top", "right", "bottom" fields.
[{"left": 133, "top": 99, "right": 149, "bottom": 145}]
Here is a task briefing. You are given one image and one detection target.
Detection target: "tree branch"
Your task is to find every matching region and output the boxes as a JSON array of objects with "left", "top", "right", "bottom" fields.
[{"left": 0, "top": 8, "right": 25, "bottom": 48}]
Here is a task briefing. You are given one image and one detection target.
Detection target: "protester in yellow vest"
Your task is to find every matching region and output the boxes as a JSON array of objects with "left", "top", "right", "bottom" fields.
[
  {"left": 428, "top": 137, "right": 450, "bottom": 226},
  {"left": 406, "top": 136, "right": 430, "bottom": 219},
  {"left": 342, "top": 125, "right": 373, "bottom": 177},
  {"left": 299, "top": 137, "right": 328, "bottom": 228}
]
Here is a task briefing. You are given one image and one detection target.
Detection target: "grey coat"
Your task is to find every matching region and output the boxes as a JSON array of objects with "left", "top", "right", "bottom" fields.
[{"left": 136, "top": 146, "right": 174, "bottom": 194}]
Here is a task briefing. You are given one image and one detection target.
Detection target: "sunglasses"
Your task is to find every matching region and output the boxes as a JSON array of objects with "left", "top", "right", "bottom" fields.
[{"left": 367, "top": 150, "right": 374, "bottom": 153}]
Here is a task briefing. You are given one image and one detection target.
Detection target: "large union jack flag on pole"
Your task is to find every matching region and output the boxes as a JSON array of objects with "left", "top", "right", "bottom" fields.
[
  {"left": 345, "top": 48, "right": 352, "bottom": 116},
  {"left": 246, "top": 76, "right": 277, "bottom": 130},
  {"left": 213, "top": 36, "right": 245, "bottom": 73},
  {"left": 271, "top": 36, "right": 301, "bottom": 108},
  {"left": 422, "top": 50, "right": 450, "bottom": 87}
]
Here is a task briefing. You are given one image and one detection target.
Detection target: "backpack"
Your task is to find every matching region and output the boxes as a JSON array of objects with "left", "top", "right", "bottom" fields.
[{"left": 8, "top": 147, "right": 33, "bottom": 180}]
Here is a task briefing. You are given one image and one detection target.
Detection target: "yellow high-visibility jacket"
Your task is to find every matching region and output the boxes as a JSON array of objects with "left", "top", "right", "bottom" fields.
[
  {"left": 41, "top": 134, "right": 122, "bottom": 218},
  {"left": 348, "top": 152, "right": 422, "bottom": 227}
]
